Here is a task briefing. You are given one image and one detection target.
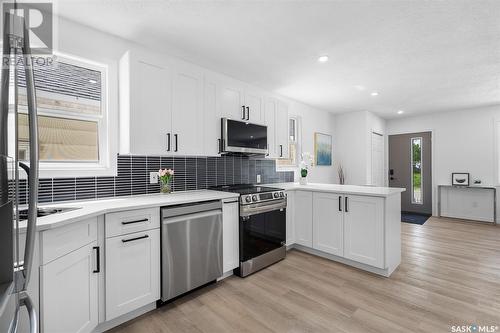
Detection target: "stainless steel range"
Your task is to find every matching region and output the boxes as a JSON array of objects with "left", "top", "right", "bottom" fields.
[{"left": 212, "top": 185, "right": 287, "bottom": 277}]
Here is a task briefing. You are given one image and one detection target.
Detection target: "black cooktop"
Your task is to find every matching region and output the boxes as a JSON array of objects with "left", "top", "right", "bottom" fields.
[{"left": 210, "top": 184, "right": 283, "bottom": 195}]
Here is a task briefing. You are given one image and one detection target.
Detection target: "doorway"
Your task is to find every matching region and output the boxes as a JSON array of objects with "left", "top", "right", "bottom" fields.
[{"left": 389, "top": 132, "right": 432, "bottom": 215}]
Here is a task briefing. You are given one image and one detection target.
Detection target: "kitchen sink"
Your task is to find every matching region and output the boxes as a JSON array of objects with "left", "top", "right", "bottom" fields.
[{"left": 17, "top": 207, "right": 81, "bottom": 221}]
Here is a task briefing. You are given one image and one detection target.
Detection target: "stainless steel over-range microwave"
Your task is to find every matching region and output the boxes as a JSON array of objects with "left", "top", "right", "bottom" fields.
[{"left": 221, "top": 118, "right": 268, "bottom": 155}]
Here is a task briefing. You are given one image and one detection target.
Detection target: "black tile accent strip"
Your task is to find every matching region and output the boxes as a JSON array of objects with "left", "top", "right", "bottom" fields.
[{"left": 16, "top": 155, "right": 295, "bottom": 203}]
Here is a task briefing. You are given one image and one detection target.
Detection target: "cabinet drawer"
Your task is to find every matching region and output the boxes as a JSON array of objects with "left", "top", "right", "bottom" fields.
[
  {"left": 106, "top": 207, "right": 160, "bottom": 238},
  {"left": 41, "top": 218, "right": 98, "bottom": 265}
]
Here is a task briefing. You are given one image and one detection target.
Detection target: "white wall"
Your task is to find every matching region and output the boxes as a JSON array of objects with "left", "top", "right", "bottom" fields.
[
  {"left": 387, "top": 105, "right": 500, "bottom": 214},
  {"left": 334, "top": 111, "right": 386, "bottom": 185},
  {"left": 289, "top": 102, "right": 336, "bottom": 183}
]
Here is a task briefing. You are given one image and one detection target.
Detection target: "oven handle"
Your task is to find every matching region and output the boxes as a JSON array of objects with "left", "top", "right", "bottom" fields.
[{"left": 240, "top": 201, "right": 287, "bottom": 217}]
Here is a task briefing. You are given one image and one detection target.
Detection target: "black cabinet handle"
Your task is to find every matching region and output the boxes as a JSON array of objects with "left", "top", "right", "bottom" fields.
[
  {"left": 338, "top": 196, "right": 342, "bottom": 212},
  {"left": 93, "top": 246, "right": 100, "bottom": 273},
  {"left": 174, "top": 134, "right": 178, "bottom": 152},
  {"left": 280, "top": 145, "right": 283, "bottom": 157},
  {"left": 121, "top": 218, "right": 148, "bottom": 225},
  {"left": 122, "top": 234, "right": 149, "bottom": 243},
  {"left": 218, "top": 139, "right": 221, "bottom": 154},
  {"left": 266, "top": 144, "right": 269, "bottom": 157},
  {"left": 345, "top": 197, "right": 348, "bottom": 212},
  {"left": 167, "top": 133, "right": 171, "bottom": 151},
  {"left": 242, "top": 106, "right": 246, "bottom": 120},
  {"left": 246, "top": 106, "right": 250, "bottom": 120}
]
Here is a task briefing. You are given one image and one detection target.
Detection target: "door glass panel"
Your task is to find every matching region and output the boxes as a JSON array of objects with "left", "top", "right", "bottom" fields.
[{"left": 411, "top": 137, "right": 423, "bottom": 204}]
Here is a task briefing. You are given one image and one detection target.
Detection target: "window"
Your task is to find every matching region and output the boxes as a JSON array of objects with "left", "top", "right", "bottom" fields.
[
  {"left": 10, "top": 53, "right": 114, "bottom": 177},
  {"left": 411, "top": 137, "right": 423, "bottom": 204},
  {"left": 277, "top": 117, "right": 298, "bottom": 167}
]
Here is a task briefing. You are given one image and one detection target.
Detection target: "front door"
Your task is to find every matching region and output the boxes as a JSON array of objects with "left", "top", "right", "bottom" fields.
[{"left": 389, "top": 132, "right": 432, "bottom": 215}]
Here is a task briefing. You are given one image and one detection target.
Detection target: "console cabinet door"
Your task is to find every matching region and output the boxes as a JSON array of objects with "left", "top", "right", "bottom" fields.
[
  {"left": 343, "top": 195, "right": 385, "bottom": 268},
  {"left": 294, "top": 191, "right": 313, "bottom": 247},
  {"left": 313, "top": 193, "right": 344, "bottom": 256},
  {"left": 41, "top": 242, "right": 98, "bottom": 333},
  {"left": 222, "top": 200, "right": 240, "bottom": 273},
  {"left": 105, "top": 229, "right": 160, "bottom": 321}
]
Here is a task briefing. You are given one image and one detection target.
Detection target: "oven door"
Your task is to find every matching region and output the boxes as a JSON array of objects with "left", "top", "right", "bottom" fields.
[{"left": 239, "top": 205, "right": 286, "bottom": 262}]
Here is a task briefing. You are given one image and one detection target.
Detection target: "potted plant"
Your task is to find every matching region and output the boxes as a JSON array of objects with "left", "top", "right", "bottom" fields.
[
  {"left": 158, "top": 168, "right": 174, "bottom": 193},
  {"left": 299, "top": 152, "right": 312, "bottom": 185}
]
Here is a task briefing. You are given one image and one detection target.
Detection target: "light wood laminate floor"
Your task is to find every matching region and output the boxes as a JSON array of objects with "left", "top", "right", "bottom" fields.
[{"left": 110, "top": 217, "right": 500, "bottom": 333}]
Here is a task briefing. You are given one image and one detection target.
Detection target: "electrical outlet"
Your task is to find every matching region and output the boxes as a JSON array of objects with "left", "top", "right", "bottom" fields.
[
  {"left": 150, "top": 172, "right": 159, "bottom": 184},
  {"left": 256, "top": 174, "right": 261, "bottom": 184}
]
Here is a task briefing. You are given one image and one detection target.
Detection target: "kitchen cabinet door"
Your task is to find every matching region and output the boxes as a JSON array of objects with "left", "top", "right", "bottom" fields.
[
  {"left": 276, "top": 101, "right": 289, "bottom": 159},
  {"left": 41, "top": 242, "right": 98, "bottom": 333},
  {"left": 264, "top": 97, "right": 278, "bottom": 158},
  {"left": 294, "top": 191, "right": 313, "bottom": 247},
  {"left": 222, "top": 200, "right": 240, "bottom": 273},
  {"left": 105, "top": 229, "right": 160, "bottom": 321},
  {"left": 244, "top": 88, "right": 264, "bottom": 124},
  {"left": 343, "top": 195, "right": 385, "bottom": 268},
  {"left": 204, "top": 75, "right": 222, "bottom": 156},
  {"left": 219, "top": 79, "right": 245, "bottom": 121},
  {"left": 171, "top": 62, "right": 204, "bottom": 155},
  {"left": 312, "top": 193, "right": 343, "bottom": 256},
  {"left": 121, "top": 52, "right": 173, "bottom": 155},
  {"left": 285, "top": 191, "right": 295, "bottom": 246}
]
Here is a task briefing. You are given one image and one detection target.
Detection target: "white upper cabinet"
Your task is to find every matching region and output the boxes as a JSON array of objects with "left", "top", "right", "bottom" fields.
[
  {"left": 204, "top": 74, "right": 222, "bottom": 156},
  {"left": 264, "top": 97, "right": 278, "bottom": 158},
  {"left": 244, "top": 88, "right": 264, "bottom": 124},
  {"left": 171, "top": 61, "right": 204, "bottom": 155},
  {"left": 313, "top": 192, "right": 344, "bottom": 256},
  {"left": 219, "top": 78, "right": 246, "bottom": 121},
  {"left": 119, "top": 51, "right": 172, "bottom": 155},
  {"left": 343, "top": 195, "right": 385, "bottom": 268},
  {"left": 276, "top": 101, "right": 289, "bottom": 159}
]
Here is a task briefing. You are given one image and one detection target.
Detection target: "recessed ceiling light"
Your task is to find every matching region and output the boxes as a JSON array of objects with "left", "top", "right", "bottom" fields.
[
  {"left": 317, "top": 55, "right": 329, "bottom": 63},
  {"left": 88, "top": 79, "right": 97, "bottom": 84},
  {"left": 370, "top": 91, "right": 379, "bottom": 96},
  {"left": 397, "top": 110, "right": 404, "bottom": 114}
]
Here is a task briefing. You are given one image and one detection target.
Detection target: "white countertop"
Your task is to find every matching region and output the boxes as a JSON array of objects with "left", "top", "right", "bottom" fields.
[
  {"left": 25, "top": 190, "right": 239, "bottom": 232},
  {"left": 270, "top": 182, "right": 406, "bottom": 197}
]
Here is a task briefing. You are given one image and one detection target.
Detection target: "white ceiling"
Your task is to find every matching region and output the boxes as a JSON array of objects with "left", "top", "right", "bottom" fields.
[{"left": 57, "top": 0, "right": 500, "bottom": 118}]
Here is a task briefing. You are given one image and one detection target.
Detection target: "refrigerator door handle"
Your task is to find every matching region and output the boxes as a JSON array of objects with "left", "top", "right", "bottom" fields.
[
  {"left": 21, "top": 24, "right": 39, "bottom": 291},
  {"left": 19, "top": 292, "right": 38, "bottom": 333}
]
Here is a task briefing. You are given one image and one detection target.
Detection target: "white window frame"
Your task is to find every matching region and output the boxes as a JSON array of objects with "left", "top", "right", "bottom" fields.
[
  {"left": 9, "top": 51, "right": 117, "bottom": 178},
  {"left": 276, "top": 116, "right": 300, "bottom": 170}
]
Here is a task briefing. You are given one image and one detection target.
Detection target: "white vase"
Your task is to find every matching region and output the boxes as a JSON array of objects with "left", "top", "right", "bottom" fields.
[{"left": 299, "top": 177, "right": 307, "bottom": 185}]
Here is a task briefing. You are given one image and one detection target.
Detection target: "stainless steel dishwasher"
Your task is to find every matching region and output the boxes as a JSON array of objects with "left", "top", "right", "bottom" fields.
[{"left": 161, "top": 200, "right": 223, "bottom": 302}]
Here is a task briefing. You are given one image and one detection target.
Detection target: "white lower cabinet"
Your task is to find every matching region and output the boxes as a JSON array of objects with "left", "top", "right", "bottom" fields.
[
  {"left": 291, "top": 191, "right": 387, "bottom": 270},
  {"left": 285, "top": 191, "right": 295, "bottom": 246},
  {"left": 222, "top": 200, "right": 239, "bottom": 273},
  {"left": 312, "top": 192, "right": 344, "bottom": 256},
  {"left": 40, "top": 242, "right": 98, "bottom": 333},
  {"left": 105, "top": 228, "right": 160, "bottom": 321},
  {"left": 294, "top": 191, "right": 313, "bottom": 247},
  {"left": 343, "top": 195, "right": 384, "bottom": 268}
]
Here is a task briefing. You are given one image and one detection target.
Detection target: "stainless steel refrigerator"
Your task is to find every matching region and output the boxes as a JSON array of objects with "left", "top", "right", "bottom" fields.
[{"left": 0, "top": 6, "right": 39, "bottom": 333}]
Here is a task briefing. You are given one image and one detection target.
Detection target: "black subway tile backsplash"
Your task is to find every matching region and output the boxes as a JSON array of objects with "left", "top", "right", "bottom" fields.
[{"left": 15, "top": 155, "right": 294, "bottom": 204}]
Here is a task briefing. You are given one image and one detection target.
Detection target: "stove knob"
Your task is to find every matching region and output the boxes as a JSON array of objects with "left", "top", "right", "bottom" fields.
[
  {"left": 252, "top": 195, "right": 258, "bottom": 202},
  {"left": 245, "top": 195, "right": 252, "bottom": 203},
  {"left": 273, "top": 192, "right": 279, "bottom": 198},
  {"left": 279, "top": 192, "right": 284, "bottom": 198}
]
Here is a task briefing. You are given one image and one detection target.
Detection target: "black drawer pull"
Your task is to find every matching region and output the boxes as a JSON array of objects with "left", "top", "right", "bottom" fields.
[
  {"left": 345, "top": 197, "right": 349, "bottom": 213},
  {"left": 93, "top": 246, "right": 100, "bottom": 273},
  {"left": 121, "top": 218, "right": 148, "bottom": 225},
  {"left": 122, "top": 235, "right": 149, "bottom": 243},
  {"left": 338, "top": 196, "right": 342, "bottom": 212}
]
